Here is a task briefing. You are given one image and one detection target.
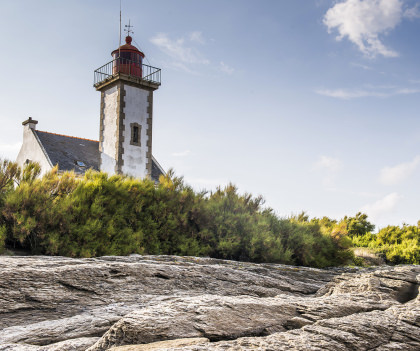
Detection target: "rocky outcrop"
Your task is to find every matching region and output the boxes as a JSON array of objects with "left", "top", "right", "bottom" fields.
[
  {"left": 108, "top": 339, "right": 209, "bottom": 351},
  {"left": 150, "top": 301, "right": 419, "bottom": 351},
  {"left": 0, "top": 338, "right": 99, "bottom": 351},
  {"left": 86, "top": 293, "right": 397, "bottom": 351},
  {"left": 0, "top": 256, "right": 418, "bottom": 350}
]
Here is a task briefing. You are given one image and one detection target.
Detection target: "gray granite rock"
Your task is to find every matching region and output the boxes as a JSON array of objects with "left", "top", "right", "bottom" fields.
[
  {"left": 108, "top": 338, "right": 209, "bottom": 351},
  {"left": 0, "top": 337, "right": 99, "bottom": 351},
  {"left": 0, "top": 256, "right": 418, "bottom": 350},
  {"left": 86, "top": 292, "right": 397, "bottom": 351},
  {"left": 0, "top": 256, "right": 338, "bottom": 330},
  {"left": 158, "top": 301, "right": 420, "bottom": 351}
]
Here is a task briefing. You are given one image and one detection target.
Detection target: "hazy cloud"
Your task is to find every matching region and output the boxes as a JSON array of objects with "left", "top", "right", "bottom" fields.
[
  {"left": 324, "top": 0, "right": 403, "bottom": 58},
  {"left": 380, "top": 155, "right": 420, "bottom": 185},
  {"left": 314, "top": 155, "right": 342, "bottom": 186},
  {"left": 316, "top": 86, "right": 420, "bottom": 99},
  {"left": 315, "top": 156, "right": 342, "bottom": 172},
  {"left": 404, "top": 4, "right": 420, "bottom": 19},
  {"left": 186, "top": 177, "right": 230, "bottom": 191},
  {"left": 360, "top": 192, "right": 401, "bottom": 221},
  {"left": 189, "top": 31, "right": 205, "bottom": 44},
  {"left": 219, "top": 61, "right": 234, "bottom": 75},
  {"left": 326, "top": 187, "right": 379, "bottom": 198},
  {"left": 351, "top": 62, "right": 372, "bottom": 70},
  {"left": 0, "top": 142, "right": 21, "bottom": 161},
  {"left": 169, "top": 62, "right": 200, "bottom": 75},
  {"left": 172, "top": 150, "right": 191, "bottom": 157},
  {"left": 150, "top": 32, "right": 209, "bottom": 65}
]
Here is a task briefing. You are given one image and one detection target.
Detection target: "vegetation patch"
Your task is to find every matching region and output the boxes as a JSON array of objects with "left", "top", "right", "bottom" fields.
[{"left": 0, "top": 160, "right": 418, "bottom": 266}]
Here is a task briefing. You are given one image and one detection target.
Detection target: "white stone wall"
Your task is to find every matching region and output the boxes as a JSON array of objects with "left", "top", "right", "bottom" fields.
[
  {"left": 100, "top": 86, "right": 119, "bottom": 174},
  {"left": 121, "top": 84, "right": 150, "bottom": 178},
  {"left": 16, "top": 127, "right": 52, "bottom": 176}
]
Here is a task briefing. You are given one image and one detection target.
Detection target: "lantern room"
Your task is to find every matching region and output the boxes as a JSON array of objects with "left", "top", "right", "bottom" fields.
[{"left": 111, "top": 35, "right": 145, "bottom": 78}]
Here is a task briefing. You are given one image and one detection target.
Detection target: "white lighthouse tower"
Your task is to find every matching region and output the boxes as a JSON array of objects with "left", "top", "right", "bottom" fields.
[{"left": 93, "top": 28, "right": 161, "bottom": 178}]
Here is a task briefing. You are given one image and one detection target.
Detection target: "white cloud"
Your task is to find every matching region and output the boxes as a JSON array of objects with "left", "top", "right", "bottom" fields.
[
  {"left": 172, "top": 150, "right": 191, "bottom": 157},
  {"left": 404, "top": 4, "right": 420, "bottom": 19},
  {"left": 150, "top": 32, "right": 209, "bottom": 65},
  {"left": 396, "top": 88, "right": 420, "bottom": 94},
  {"left": 360, "top": 192, "right": 401, "bottom": 221},
  {"left": 169, "top": 62, "right": 200, "bottom": 75},
  {"left": 189, "top": 31, "right": 205, "bottom": 44},
  {"left": 324, "top": 0, "right": 403, "bottom": 58},
  {"left": 316, "top": 86, "right": 420, "bottom": 99},
  {"left": 325, "top": 187, "right": 379, "bottom": 198},
  {"left": 187, "top": 177, "right": 225, "bottom": 186},
  {"left": 219, "top": 61, "right": 234, "bottom": 75},
  {"left": 0, "top": 142, "right": 21, "bottom": 161},
  {"left": 379, "top": 155, "right": 420, "bottom": 185},
  {"left": 315, "top": 156, "right": 342, "bottom": 172},
  {"left": 314, "top": 156, "right": 342, "bottom": 186},
  {"left": 351, "top": 62, "right": 372, "bottom": 70}
]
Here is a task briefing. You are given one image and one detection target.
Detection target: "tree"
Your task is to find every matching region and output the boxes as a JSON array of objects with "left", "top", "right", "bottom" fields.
[{"left": 343, "top": 212, "right": 375, "bottom": 237}]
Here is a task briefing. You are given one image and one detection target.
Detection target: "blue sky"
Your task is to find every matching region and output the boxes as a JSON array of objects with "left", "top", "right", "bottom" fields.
[{"left": 0, "top": 0, "right": 419, "bottom": 229}]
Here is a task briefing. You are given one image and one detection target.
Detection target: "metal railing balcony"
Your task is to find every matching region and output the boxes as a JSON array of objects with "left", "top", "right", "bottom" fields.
[{"left": 94, "top": 58, "right": 161, "bottom": 87}]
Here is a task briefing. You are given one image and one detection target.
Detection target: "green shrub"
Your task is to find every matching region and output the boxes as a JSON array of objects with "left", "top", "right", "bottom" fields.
[
  {"left": 4, "top": 162, "right": 415, "bottom": 267},
  {"left": 350, "top": 224, "right": 420, "bottom": 265},
  {"left": 342, "top": 212, "right": 375, "bottom": 237},
  {"left": 374, "top": 225, "right": 420, "bottom": 264}
]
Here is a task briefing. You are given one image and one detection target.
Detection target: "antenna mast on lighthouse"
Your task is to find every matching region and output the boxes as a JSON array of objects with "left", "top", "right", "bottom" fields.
[{"left": 119, "top": 0, "right": 122, "bottom": 58}]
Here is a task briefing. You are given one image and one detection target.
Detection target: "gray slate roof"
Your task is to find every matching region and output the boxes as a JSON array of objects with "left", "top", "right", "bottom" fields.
[{"left": 35, "top": 130, "right": 163, "bottom": 182}]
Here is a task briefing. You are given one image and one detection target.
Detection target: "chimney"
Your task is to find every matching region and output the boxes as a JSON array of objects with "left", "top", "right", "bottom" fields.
[{"left": 22, "top": 117, "right": 38, "bottom": 130}]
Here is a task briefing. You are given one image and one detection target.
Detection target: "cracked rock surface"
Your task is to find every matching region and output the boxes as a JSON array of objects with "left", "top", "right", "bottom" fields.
[{"left": 0, "top": 255, "right": 418, "bottom": 350}]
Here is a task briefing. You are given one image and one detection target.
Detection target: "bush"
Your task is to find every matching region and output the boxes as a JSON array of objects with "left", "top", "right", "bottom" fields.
[
  {"left": 374, "top": 225, "right": 419, "bottom": 264},
  {"left": 350, "top": 224, "right": 420, "bottom": 265},
  {"left": 7, "top": 162, "right": 417, "bottom": 267},
  {"left": 292, "top": 215, "right": 355, "bottom": 266},
  {"left": 0, "top": 159, "right": 26, "bottom": 252},
  {"left": 342, "top": 212, "right": 375, "bottom": 237}
]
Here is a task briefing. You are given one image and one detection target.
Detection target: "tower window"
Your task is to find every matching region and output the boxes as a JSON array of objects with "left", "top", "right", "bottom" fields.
[
  {"left": 130, "top": 123, "right": 141, "bottom": 146},
  {"left": 133, "top": 126, "right": 139, "bottom": 143}
]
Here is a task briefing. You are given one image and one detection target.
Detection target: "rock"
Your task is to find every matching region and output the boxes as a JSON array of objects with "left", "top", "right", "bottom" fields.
[
  {"left": 41, "top": 337, "right": 100, "bottom": 351},
  {"left": 0, "top": 256, "right": 338, "bottom": 341},
  {"left": 86, "top": 292, "right": 397, "bottom": 351},
  {"left": 0, "top": 256, "right": 418, "bottom": 350},
  {"left": 108, "top": 338, "right": 209, "bottom": 351},
  {"left": 146, "top": 301, "right": 420, "bottom": 351},
  {"left": 353, "top": 247, "right": 386, "bottom": 266},
  {"left": 0, "top": 344, "right": 39, "bottom": 351},
  {"left": 317, "top": 265, "right": 420, "bottom": 303},
  {"left": 0, "top": 304, "right": 140, "bottom": 346},
  {"left": 0, "top": 337, "right": 99, "bottom": 351}
]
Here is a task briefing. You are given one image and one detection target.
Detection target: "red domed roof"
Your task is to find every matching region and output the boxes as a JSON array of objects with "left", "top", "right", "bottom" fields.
[{"left": 111, "top": 36, "right": 145, "bottom": 57}]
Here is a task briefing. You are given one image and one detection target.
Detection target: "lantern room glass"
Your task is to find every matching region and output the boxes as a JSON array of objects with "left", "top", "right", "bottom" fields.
[{"left": 112, "top": 52, "right": 143, "bottom": 78}]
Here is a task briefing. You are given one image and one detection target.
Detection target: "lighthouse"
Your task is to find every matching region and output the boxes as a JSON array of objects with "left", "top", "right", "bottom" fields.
[{"left": 93, "top": 29, "right": 161, "bottom": 179}]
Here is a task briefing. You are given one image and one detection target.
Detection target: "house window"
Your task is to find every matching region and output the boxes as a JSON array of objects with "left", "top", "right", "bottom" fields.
[{"left": 130, "top": 123, "right": 141, "bottom": 146}]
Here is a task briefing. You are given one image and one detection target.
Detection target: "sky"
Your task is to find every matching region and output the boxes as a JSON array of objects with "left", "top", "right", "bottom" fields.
[{"left": 0, "top": 0, "right": 419, "bottom": 230}]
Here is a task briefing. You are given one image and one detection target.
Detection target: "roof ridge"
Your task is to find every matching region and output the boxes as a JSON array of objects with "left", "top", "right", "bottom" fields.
[{"left": 37, "top": 130, "right": 99, "bottom": 143}]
